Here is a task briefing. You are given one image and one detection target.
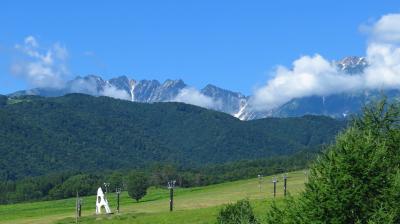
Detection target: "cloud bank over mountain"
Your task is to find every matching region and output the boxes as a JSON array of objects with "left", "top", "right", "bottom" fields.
[
  {"left": 12, "top": 36, "right": 69, "bottom": 89},
  {"left": 8, "top": 13, "right": 400, "bottom": 112},
  {"left": 250, "top": 13, "right": 400, "bottom": 111},
  {"left": 173, "top": 87, "right": 220, "bottom": 108},
  {"left": 100, "top": 85, "right": 131, "bottom": 100},
  {"left": 12, "top": 37, "right": 131, "bottom": 100}
]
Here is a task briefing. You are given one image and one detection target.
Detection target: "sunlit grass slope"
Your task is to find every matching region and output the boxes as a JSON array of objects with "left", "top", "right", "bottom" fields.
[{"left": 0, "top": 170, "right": 306, "bottom": 224}]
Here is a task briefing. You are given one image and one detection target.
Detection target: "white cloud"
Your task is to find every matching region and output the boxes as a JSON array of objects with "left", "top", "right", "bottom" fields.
[
  {"left": 67, "top": 77, "right": 98, "bottom": 95},
  {"left": 250, "top": 13, "right": 400, "bottom": 111},
  {"left": 100, "top": 85, "right": 131, "bottom": 100},
  {"left": 24, "top": 36, "right": 38, "bottom": 48},
  {"left": 364, "top": 43, "right": 400, "bottom": 89},
  {"left": 53, "top": 43, "right": 68, "bottom": 61},
  {"left": 66, "top": 76, "right": 130, "bottom": 100},
  {"left": 173, "top": 87, "right": 219, "bottom": 108},
  {"left": 369, "top": 14, "right": 400, "bottom": 44},
  {"left": 250, "top": 55, "right": 362, "bottom": 110},
  {"left": 11, "top": 37, "right": 130, "bottom": 101},
  {"left": 12, "top": 36, "right": 69, "bottom": 89}
]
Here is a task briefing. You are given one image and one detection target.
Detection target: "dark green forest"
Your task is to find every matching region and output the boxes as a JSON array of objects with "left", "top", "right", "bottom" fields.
[
  {"left": 0, "top": 94, "right": 346, "bottom": 204},
  {"left": 0, "top": 94, "right": 345, "bottom": 180}
]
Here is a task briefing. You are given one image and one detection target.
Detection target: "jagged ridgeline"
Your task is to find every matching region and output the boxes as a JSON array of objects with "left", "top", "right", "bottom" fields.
[
  {"left": 11, "top": 56, "right": 400, "bottom": 120},
  {"left": 0, "top": 94, "right": 345, "bottom": 180}
]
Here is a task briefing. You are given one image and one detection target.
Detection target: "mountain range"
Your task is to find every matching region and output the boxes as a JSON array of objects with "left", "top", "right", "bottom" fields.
[
  {"left": 9, "top": 56, "right": 397, "bottom": 120},
  {"left": 0, "top": 94, "right": 345, "bottom": 179}
]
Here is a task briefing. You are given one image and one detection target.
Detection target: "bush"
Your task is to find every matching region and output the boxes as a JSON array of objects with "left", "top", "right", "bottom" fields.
[{"left": 217, "top": 199, "right": 259, "bottom": 224}]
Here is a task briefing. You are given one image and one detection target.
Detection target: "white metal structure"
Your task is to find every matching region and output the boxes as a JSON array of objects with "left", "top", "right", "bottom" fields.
[{"left": 95, "top": 187, "right": 111, "bottom": 214}]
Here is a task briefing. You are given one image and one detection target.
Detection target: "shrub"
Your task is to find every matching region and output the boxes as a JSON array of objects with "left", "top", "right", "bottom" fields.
[{"left": 217, "top": 199, "right": 259, "bottom": 224}]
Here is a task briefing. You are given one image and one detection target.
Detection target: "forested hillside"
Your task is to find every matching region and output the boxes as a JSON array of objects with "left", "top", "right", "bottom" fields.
[
  {"left": 0, "top": 94, "right": 345, "bottom": 180},
  {"left": 0, "top": 95, "right": 7, "bottom": 107}
]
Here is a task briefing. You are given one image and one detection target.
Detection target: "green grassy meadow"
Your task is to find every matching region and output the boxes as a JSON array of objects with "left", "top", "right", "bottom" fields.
[{"left": 0, "top": 170, "right": 306, "bottom": 224}]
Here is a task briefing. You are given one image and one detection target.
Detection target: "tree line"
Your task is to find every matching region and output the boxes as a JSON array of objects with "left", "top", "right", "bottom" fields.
[{"left": 0, "top": 150, "right": 313, "bottom": 204}]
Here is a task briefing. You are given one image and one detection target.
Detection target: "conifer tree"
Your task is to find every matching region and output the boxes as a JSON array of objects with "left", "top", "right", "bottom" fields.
[{"left": 266, "top": 98, "right": 400, "bottom": 223}]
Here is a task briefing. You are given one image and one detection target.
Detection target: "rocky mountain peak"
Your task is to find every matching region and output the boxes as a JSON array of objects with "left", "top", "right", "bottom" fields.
[
  {"left": 108, "top": 76, "right": 131, "bottom": 92},
  {"left": 336, "top": 56, "right": 368, "bottom": 74},
  {"left": 162, "top": 79, "right": 186, "bottom": 88},
  {"left": 201, "top": 84, "right": 245, "bottom": 98},
  {"left": 10, "top": 55, "right": 394, "bottom": 121}
]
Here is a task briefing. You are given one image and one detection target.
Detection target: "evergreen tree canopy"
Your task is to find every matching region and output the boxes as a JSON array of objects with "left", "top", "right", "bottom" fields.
[
  {"left": 266, "top": 99, "right": 400, "bottom": 223},
  {"left": 0, "top": 95, "right": 7, "bottom": 107},
  {"left": 0, "top": 94, "right": 344, "bottom": 180}
]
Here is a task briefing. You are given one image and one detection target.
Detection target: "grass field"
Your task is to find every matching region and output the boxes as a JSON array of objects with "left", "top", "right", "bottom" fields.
[{"left": 0, "top": 170, "right": 306, "bottom": 224}]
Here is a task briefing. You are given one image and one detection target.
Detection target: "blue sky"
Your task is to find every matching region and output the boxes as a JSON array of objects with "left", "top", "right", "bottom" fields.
[{"left": 1, "top": 0, "right": 400, "bottom": 95}]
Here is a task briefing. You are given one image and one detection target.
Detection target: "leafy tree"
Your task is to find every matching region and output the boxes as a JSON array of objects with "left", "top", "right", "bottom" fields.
[
  {"left": 217, "top": 199, "right": 259, "bottom": 224},
  {"left": 127, "top": 172, "right": 149, "bottom": 202},
  {"left": 266, "top": 98, "right": 400, "bottom": 223},
  {"left": 108, "top": 171, "right": 125, "bottom": 191}
]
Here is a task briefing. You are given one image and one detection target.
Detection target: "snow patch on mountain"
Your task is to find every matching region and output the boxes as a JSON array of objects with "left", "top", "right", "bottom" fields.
[{"left": 9, "top": 56, "right": 400, "bottom": 121}]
